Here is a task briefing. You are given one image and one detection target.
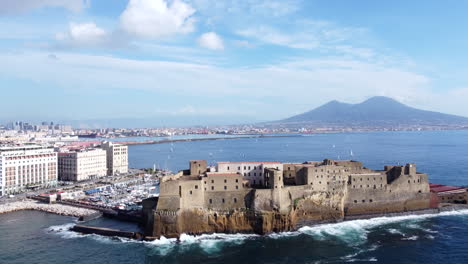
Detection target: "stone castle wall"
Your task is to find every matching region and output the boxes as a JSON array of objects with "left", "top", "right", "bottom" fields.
[{"left": 148, "top": 160, "right": 433, "bottom": 238}]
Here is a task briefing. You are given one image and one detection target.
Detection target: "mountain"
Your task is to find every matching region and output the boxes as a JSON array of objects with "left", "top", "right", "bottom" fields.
[{"left": 278, "top": 96, "right": 468, "bottom": 127}]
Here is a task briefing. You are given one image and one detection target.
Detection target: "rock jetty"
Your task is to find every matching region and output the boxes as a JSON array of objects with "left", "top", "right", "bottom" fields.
[{"left": 0, "top": 200, "right": 98, "bottom": 218}]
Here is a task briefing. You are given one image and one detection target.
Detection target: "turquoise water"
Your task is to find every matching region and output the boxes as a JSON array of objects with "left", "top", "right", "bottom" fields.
[{"left": 1, "top": 131, "right": 468, "bottom": 263}]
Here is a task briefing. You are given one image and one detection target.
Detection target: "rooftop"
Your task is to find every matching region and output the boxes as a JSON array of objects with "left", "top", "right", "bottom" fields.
[
  {"left": 217, "top": 161, "right": 281, "bottom": 164},
  {"left": 430, "top": 184, "right": 466, "bottom": 193}
]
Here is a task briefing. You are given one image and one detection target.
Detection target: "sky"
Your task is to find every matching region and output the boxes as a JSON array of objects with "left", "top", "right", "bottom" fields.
[{"left": 1, "top": 0, "right": 468, "bottom": 127}]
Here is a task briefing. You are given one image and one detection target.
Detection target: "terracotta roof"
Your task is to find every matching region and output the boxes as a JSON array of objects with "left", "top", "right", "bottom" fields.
[
  {"left": 430, "top": 184, "right": 466, "bottom": 193},
  {"left": 206, "top": 172, "right": 241, "bottom": 176},
  {"left": 217, "top": 161, "right": 281, "bottom": 164}
]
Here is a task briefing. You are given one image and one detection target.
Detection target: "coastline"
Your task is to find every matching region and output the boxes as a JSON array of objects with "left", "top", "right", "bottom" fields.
[
  {"left": 119, "top": 134, "right": 305, "bottom": 146},
  {"left": 67, "top": 205, "right": 468, "bottom": 241},
  {"left": 0, "top": 199, "right": 99, "bottom": 218}
]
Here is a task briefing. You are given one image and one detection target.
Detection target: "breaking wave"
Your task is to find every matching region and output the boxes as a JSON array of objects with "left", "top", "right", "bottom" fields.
[
  {"left": 46, "top": 209, "right": 468, "bottom": 256},
  {"left": 293, "top": 209, "right": 468, "bottom": 244}
]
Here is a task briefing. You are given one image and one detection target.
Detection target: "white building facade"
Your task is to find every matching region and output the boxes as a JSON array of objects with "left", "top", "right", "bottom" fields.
[
  {"left": 101, "top": 141, "right": 128, "bottom": 176},
  {"left": 0, "top": 145, "right": 57, "bottom": 196},
  {"left": 58, "top": 148, "right": 107, "bottom": 181},
  {"left": 216, "top": 161, "right": 283, "bottom": 186}
]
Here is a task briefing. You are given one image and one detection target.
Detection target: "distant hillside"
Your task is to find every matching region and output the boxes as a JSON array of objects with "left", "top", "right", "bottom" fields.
[{"left": 277, "top": 96, "right": 468, "bottom": 127}]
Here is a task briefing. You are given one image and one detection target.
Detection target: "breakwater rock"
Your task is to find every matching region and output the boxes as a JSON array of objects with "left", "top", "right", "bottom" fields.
[{"left": 0, "top": 200, "right": 99, "bottom": 218}]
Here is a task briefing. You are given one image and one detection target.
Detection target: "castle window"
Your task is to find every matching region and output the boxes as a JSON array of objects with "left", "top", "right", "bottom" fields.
[
  {"left": 244, "top": 173, "right": 246, "bottom": 176},
  {"left": 254, "top": 166, "right": 257, "bottom": 170},
  {"left": 204, "top": 188, "right": 206, "bottom": 191},
  {"left": 248, "top": 173, "right": 250, "bottom": 176},
  {"left": 204, "top": 181, "right": 206, "bottom": 184},
  {"left": 254, "top": 173, "right": 257, "bottom": 176},
  {"left": 195, "top": 185, "right": 198, "bottom": 189},
  {"left": 319, "top": 181, "right": 321, "bottom": 184},
  {"left": 209, "top": 199, "right": 212, "bottom": 204},
  {"left": 222, "top": 198, "right": 225, "bottom": 203},
  {"left": 236, "top": 186, "right": 238, "bottom": 189},
  {"left": 353, "top": 185, "right": 355, "bottom": 188},
  {"left": 211, "top": 180, "right": 214, "bottom": 183},
  {"left": 289, "top": 173, "right": 291, "bottom": 177},
  {"left": 360, "top": 185, "right": 362, "bottom": 188},
  {"left": 354, "top": 200, "right": 357, "bottom": 203},
  {"left": 224, "top": 186, "right": 227, "bottom": 190},
  {"left": 236, "top": 179, "right": 239, "bottom": 183},
  {"left": 418, "top": 179, "right": 420, "bottom": 183},
  {"left": 369, "top": 199, "right": 373, "bottom": 203},
  {"left": 227, "top": 166, "right": 230, "bottom": 170},
  {"left": 362, "top": 200, "right": 365, "bottom": 203},
  {"left": 253, "top": 180, "right": 256, "bottom": 184},
  {"left": 408, "top": 180, "right": 410, "bottom": 183},
  {"left": 373, "top": 185, "right": 376, "bottom": 189},
  {"left": 244, "top": 166, "right": 246, "bottom": 170},
  {"left": 259, "top": 173, "right": 262, "bottom": 176},
  {"left": 248, "top": 166, "right": 251, "bottom": 170},
  {"left": 224, "top": 179, "right": 227, "bottom": 183},
  {"left": 238, "top": 166, "right": 241, "bottom": 170},
  {"left": 234, "top": 198, "right": 237, "bottom": 203},
  {"left": 288, "top": 167, "right": 291, "bottom": 170},
  {"left": 211, "top": 186, "right": 214, "bottom": 190}
]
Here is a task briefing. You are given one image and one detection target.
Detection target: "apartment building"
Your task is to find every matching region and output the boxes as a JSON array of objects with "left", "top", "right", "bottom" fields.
[
  {"left": 101, "top": 141, "right": 128, "bottom": 176},
  {"left": 58, "top": 148, "right": 107, "bottom": 181},
  {"left": 0, "top": 145, "right": 57, "bottom": 196}
]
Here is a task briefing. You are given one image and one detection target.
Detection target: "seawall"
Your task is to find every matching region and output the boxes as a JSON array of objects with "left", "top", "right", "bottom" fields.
[
  {"left": 71, "top": 225, "right": 143, "bottom": 239},
  {"left": 0, "top": 200, "right": 99, "bottom": 218},
  {"left": 121, "top": 134, "right": 304, "bottom": 146}
]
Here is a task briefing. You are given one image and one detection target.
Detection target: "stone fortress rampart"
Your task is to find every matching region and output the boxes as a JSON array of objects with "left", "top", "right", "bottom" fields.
[{"left": 145, "top": 159, "right": 433, "bottom": 238}]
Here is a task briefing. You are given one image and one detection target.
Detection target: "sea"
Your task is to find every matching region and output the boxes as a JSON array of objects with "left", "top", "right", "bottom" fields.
[{"left": 1, "top": 130, "right": 468, "bottom": 263}]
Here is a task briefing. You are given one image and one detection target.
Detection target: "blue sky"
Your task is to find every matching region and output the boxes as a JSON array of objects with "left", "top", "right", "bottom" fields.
[{"left": 1, "top": 0, "right": 468, "bottom": 126}]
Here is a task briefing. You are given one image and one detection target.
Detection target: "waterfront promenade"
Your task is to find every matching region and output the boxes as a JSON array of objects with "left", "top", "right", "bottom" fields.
[{"left": 0, "top": 199, "right": 98, "bottom": 218}]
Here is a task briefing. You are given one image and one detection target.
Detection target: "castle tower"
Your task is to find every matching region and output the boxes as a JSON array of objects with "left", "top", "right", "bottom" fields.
[
  {"left": 189, "top": 160, "right": 207, "bottom": 176},
  {"left": 405, "top": 163, "right": 416, "bottom": 175}
]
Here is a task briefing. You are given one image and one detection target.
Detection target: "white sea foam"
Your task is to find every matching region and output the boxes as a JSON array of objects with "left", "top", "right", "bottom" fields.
[
  {"left": 46, "top": 209, "right": 468, "bottom": 256},
  {"left": 297, "top": 209, "right": 468, "bottom": 244},
  {"left": 402, "top": 235, "right": 419, "bottom": 241}
]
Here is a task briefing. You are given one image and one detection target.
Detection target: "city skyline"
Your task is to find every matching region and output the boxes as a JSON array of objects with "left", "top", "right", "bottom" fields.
[{"left": 2, "top": 0, "right": 468, "bottom": 125}]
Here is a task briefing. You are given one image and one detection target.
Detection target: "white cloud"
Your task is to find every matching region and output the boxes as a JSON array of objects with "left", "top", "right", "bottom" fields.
[
  {"left": 237, "top": 20, "right": 371, "bottom": 57},
  {"left": 120, "top": 0, "right": 196, "bottom": 39},
  {"left": 237, "top": 26, "right": 320, "bottom": 50},
  {"left": 55, "top": 22, "right": 108, "bottom": 46},
  {"left": 0, "top": 0, "right": 89, "bottom": 14},
  {"left": 1, "top": 51, "right": 452, "bottom": 120},
  {"left": 197, "top": 32, "right": 224, "bottom": 50}
]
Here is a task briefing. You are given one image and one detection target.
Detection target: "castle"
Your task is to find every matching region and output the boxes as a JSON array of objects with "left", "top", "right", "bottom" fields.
[{"left": 144, "top": 159, "right": 433, "bottom": 238}]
